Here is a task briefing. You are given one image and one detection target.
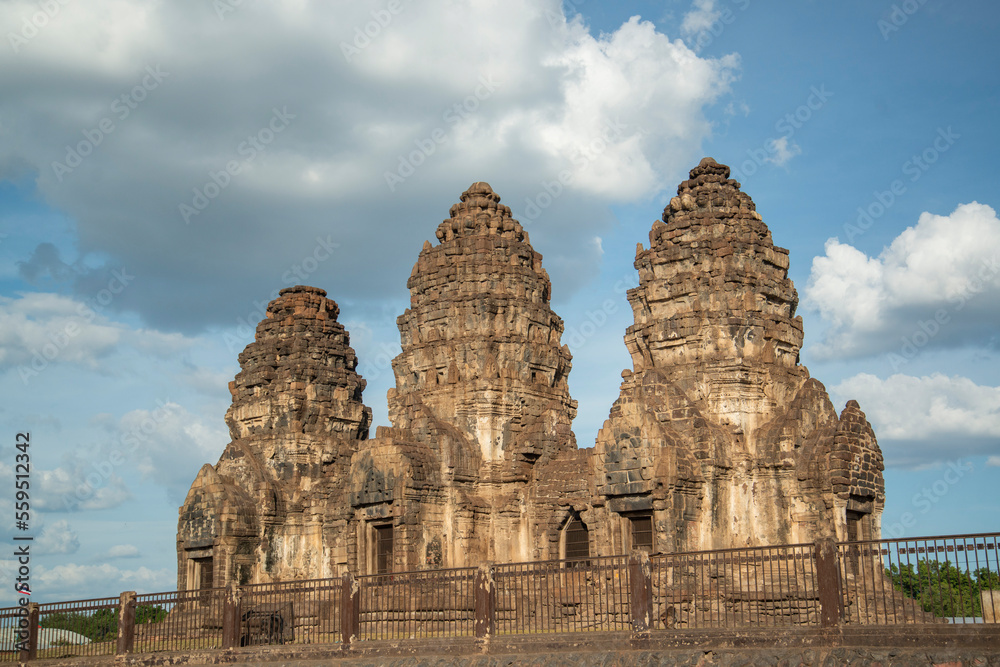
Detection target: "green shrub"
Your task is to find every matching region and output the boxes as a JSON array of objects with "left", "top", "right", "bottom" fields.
[
  {"left": 886, "top": 559, "right": 999, "bottom": 618},
  {"left": 40, "top": 604, "right": 168, "bottom": 642}
]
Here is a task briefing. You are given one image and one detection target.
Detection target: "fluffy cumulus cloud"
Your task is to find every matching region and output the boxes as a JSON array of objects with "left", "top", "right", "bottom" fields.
[
  {"left": 765, "top": 136, "right": 801, "bottom": 167},
  {"left": 832, "top": 373, "right": 1000, "bottom": 468},
  {"left": 0, "top": 0, "right": 737, "bottom": 334},
  {"left": 117, "top": 403, "right": 229, "bottom": 501},
  {"left": 34, "top": 465, "right": 132, "bottom": 513},
  {"left": 0, "top": 399, "right": 225, "bottom": 513},
  {"left": 805, "top": 202, "right": 1000, "bottom": 360}
]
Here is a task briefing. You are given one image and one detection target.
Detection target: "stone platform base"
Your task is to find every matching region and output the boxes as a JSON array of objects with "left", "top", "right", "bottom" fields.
[{"left": 25, "top": 626, "right": 1000, "bottom": 667}]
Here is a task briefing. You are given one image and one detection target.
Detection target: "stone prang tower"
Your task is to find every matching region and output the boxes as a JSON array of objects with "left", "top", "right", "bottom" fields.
[{"left": 177, "top": 160, "right": 884, "bottom": 590}]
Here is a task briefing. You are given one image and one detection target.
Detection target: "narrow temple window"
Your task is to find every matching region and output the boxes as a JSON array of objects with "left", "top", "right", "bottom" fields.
[
  {"left": 630, "top": 515, "right": 654, "bottom": 553},
  {"left": 845, "top": 509, "right": 871, "bottom": 574}
]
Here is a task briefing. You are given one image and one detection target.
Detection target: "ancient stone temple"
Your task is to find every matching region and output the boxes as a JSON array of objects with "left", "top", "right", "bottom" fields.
[{"left": 177, "top": 159, "right": 885, "bottom": 591}]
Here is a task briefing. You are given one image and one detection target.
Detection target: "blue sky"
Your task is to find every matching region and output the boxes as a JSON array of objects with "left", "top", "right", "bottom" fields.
[{"left": 0, "top": 0, "right": 997, "bottom": 603}]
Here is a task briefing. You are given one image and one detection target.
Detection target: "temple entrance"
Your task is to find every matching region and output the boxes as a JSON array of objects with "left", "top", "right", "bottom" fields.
[
  {"left": 845, "top": 498, "right": 874, "bottom": 574},
  {"left": 194, "top": 556, "right": 213, "bottom": 602},
  {"left": 375, "top": 524, "right": 393, "bottom": 574}
]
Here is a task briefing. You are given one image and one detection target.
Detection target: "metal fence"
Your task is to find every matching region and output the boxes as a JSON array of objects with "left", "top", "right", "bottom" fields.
[
  {"left": 238, "top": 578, "right": 340, "bottom": 646},
  {"left": 3, "top": 532, "right": 998, "bottom": 661},
  {"left": 650, "top": 543, "right": 819, "bottom": 629},
  {"left": 839, "top": 533, "right": 1000, "bottom": 625},
  {"left": 0, "top": 607, "right": 21, "bottom": 662},
  {"left": 493, "top": 555, "right": 631, "bottom": 635},
  {"left": 131, "top": 588, "right": 226, "bottom": 654},
  {"left": 357, "top": 567, "right": 474, "bottom": 640},
  {"left": 31, "top": 596, "right": 120, "bottom": 660}
]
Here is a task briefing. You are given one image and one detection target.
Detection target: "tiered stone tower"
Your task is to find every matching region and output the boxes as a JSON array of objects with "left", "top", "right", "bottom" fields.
[
  {"left": 177, "top": 286, "right": 371, "bottom": 588},
  {"left": 388, "top": 182, "right": 577, "bottom": 478},
  {"left": 592, "top": 158, "right": 884, "bottom": 552},
  {"left": 178, "top": 162, "right": 885, "bottom": 590}
]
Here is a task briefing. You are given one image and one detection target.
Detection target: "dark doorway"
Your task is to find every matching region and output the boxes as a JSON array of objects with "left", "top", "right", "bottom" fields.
[
  {"left": 194, "top": 556, "right": 213, "bottom": 602},
  {"left": 565, "top": 517, "right": 590, "bottom": 564},
  {"left": 845, "top": 510, "right": 870, "bottom": 574},
  {"left": 375, "top": 524, "right": 393, "bottom": 574}
]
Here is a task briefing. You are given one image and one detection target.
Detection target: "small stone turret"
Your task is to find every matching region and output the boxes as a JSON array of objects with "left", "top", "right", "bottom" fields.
[
  {"left": 227, "top": 284, "right": 371, "bottom": 445},
  {"left": 178, "top": 286, "right": 372, "bottom": 588}
]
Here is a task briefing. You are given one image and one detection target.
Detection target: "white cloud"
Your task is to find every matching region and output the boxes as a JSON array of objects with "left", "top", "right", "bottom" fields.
[
  {"left": 805, "top": 202, "right": 1000, "bottom": 359},
  {"left": 832, "top": 372, "right": 1000, "bottom": 467},
  {"left": 0, "top": 292, "right": 197, "bottom": 380},
  {"left": 724, "top": 100, "right": 751, "bottom": 117},
  {"left": 35, "top": 520, "right": 80, "bottom": 555},
  {"left": 0, "top": 293, "right": 122, "bottom": 369},
  {"left": 35, "top": 465, "right": 132, "bottom": 512},
  {"left": 0, "top": 459, "right": 131, "bottom": 513},
  {"left": 36, "top": 563, "right": 173, "bottom": 597},
  {"left": 106, "top": 544, "right": 140, "bottom": 558},
  {"left": 988, "top": 456, "right": 1000, "bottom": 467},
  {"left": 681, "top": 0, "right": 721, "bottom": 37},
  {"left": 116, "top": 403, "right": 229, "bottom": 501},
  {"left": 14, "top": 400, "right": 227, "bottom": 511},
  {"left": 765, "top": 136, "right": 801, "bottom": 167}
]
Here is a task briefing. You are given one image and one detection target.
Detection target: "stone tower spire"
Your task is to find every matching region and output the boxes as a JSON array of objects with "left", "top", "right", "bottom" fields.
[
  {"left": 387, "top": 182, "right": 577, "bottom": 474},
  {"left": 226, "top": 285, "right": 372, "bottom": 455},
  {"left": 595, "top": 158, "right": 884, "bottom": 551},
  {"left": 626, "top": 157, "right": 805, "bottom": 436}
]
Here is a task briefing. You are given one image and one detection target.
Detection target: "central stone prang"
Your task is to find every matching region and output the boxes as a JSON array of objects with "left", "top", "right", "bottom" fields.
[{"left": 387, "top": 181, "right": 578, "bottom": 472}]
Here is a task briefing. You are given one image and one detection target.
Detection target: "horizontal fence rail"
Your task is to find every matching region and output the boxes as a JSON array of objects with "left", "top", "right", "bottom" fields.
[{"left": 3, "top": 532, "right": 997, "bottom": 661}]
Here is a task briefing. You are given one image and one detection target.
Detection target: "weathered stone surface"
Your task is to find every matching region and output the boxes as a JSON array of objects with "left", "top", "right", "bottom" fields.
[{"left": 178, "top": 164, "right": 885, "bottom": 591}]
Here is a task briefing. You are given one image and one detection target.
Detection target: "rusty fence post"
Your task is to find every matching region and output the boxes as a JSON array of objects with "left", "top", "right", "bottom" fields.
[
  {"left": 115, "top": 591, "right": 137, "bottom": 655},
  {"left": 18, "top": 602, "right": 39, "bottom": 662},
  {"left": 814, "top": 537, "right": 843, "bottom": 627},
  {"left": 222, "top": 582, "right": 241, "bottom": 649},
  {"left": 629, "top": 551, "right": 652, "bottom": 634},
  {"left": 340, "top": 572, "right": 359, "bottom": 649},
  {"left": 474, "top": 563, "right": 496, "bottom": 640}
]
